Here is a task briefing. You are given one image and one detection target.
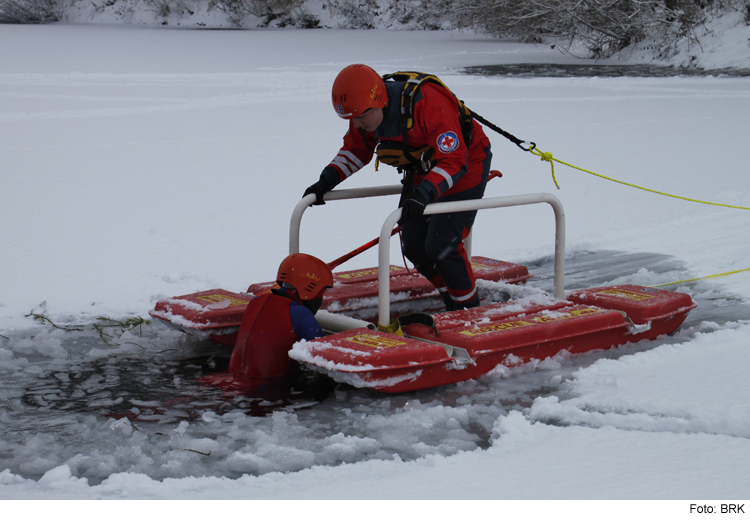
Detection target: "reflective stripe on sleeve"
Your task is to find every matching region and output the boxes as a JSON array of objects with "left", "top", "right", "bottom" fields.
[
  {"left": 430, "top": 166, "right": 455, "bottom": 190},
  {"left": 331, "top": 150, "right": 364, "bottom": 177}
]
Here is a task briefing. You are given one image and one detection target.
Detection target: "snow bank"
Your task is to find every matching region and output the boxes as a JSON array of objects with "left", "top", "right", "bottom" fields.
[
  {"left": 621, "top": 11, "right": 750, "bottom": 70},
  {"left": 528, "top": 322, "right": 750, "bottom": 438}
]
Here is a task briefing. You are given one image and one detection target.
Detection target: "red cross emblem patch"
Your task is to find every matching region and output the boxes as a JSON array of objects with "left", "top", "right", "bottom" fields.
[{"left": 437, "top": 131, "right": 459, "bottom": 153}]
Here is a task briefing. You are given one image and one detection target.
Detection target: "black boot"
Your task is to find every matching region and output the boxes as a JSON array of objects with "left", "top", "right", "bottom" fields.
[
  {"left": 439, "top": 291, "right": 455, "bottom": 312},
  {"left": 451, "top": 295, "right": 480, "bottom": 311}
]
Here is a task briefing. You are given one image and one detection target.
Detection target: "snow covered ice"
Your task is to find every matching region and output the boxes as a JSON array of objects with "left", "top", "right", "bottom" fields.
[{"left": 1, "top": 14, "right": 750, "bottom": 505}]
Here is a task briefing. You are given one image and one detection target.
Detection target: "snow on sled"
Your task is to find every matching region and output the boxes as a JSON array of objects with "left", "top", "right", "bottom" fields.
[
  {"left": 149, "top": 185, "right": 696, "bottom": 394},
  {"left": 149, "top": 289, "right": 254, "bottom": 345}
]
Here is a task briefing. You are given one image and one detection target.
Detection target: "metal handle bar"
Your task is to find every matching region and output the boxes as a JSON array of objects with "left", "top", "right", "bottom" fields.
[
  {"left": 290, "top": 185, "right": 403, "bottom": 254},
  {"left": 289, "top": 189, "right": 566, "bottom": 328},
  {"left": 377, "top": 194, "right": 566, "bottom": 327}
]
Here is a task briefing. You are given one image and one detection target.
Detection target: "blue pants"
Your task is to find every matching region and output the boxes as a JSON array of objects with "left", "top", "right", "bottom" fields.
[{"left": 401, "top": 149, "right": 491, "bottom": 305}]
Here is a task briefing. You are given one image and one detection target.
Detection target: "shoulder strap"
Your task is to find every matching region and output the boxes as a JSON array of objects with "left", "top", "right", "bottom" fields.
[
  {"left": 382, "top": 71, "right": 428, "bottom": 131},
  {"left": 382, "top": 71, "right": 474, "bottom": 146},
  {"left": 382, "top": 72, "right": 428, "bottom": 167},
  {"left": 384, "top": 72, "right": 531, "bottom": 153},
  {"left": 359, "top": 128, "right": 375, "bottom": 153}
]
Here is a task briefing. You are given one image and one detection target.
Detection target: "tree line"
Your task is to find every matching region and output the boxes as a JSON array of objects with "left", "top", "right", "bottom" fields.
[{"left": 2, "top": 0, "right": 748, "bottom": 59}]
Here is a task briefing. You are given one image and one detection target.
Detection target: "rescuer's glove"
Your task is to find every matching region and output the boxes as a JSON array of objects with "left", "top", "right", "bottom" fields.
[
  {"left": 400, "top": 191, "right": 430, "bottom": 222},
  {"left": 303, "top": 178, "right": 334, "bottom": 206}
]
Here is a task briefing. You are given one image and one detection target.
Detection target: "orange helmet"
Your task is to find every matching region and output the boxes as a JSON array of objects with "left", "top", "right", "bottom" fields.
[
  {"left": 331, "top": 64, "right": 387, "bottom": 119},
  {"left": 277, "top": 253, "right": 334, "bottom": 301}
]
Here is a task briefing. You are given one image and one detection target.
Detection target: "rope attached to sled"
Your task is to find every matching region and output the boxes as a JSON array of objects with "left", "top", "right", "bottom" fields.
[
  {"left": 651, "top": 267, "right": 750, "bottom": 288},
  {"left": 528, "top": 145, "right": 750, "bottom": 211},
  {"left": 475, "top": 110, "right": 750, "bottom": 211},
  {"left": 475, "top": 114, "right": 750, "bottom": 287},
  {"left": 377, "top": 313, "right": 437, "bottom": 336},
  {"left": 526, "top": 145, "right": 750, "bottom": 286}
]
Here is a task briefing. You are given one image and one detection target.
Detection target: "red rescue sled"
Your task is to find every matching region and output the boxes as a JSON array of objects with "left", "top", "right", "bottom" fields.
[
  {"left": 290, "top": 284, "right": 694, "bottom": 393},
  {"left": 149, "top": 187, "right": 696, "bottom": 393}
]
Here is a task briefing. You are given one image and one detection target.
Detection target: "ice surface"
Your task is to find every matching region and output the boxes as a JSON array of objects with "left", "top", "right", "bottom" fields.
[{"left": 1, "top": 18, "right": 749, "bottom": 502}]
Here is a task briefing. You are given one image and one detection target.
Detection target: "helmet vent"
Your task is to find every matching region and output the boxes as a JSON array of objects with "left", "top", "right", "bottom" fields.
[
  {"left": 276, "top": 253, "right": 334, "bottom": 301},
  {"left": 331, "top": 64, "right": 385, "bottom": 120}
]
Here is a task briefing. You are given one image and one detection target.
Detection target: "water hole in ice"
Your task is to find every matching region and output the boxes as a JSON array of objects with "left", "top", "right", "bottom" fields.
[{"left": 1, "top": 250, "right": 747, "bottom": 484}]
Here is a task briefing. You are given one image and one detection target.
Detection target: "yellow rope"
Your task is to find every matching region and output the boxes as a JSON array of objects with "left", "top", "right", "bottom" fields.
[
  {"left": 529, "top": 146, "right": 750, "bottom": 211},
  {"left": 527, "top": 145, "right": 750, "bottom": 287},
  {"left": 651, "top": 268, "right": 750, "bottom": 288}
]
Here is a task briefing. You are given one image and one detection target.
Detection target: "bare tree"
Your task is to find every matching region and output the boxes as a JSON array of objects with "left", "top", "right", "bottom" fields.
[
  {"left": 144, "top": 0, "right": 198, "bottom": 18},
  {"left": 447, "top": 0, "right": 718, "bottom": 58},
  {"left": 208, "top": 0, "right": 306, "bottom": 27},
  {"left": 0, "top": 0, "right": 64, "bottom": 23},
  {"left": 325, "top": 0, "right": 380, "bottom": 28},
  {"left": 384, "top": 0, "right": 450, "bottom": 29}
]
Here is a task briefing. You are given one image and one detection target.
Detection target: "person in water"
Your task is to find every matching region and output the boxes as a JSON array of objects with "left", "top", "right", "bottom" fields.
[{"left": 228, "top": 253, "right": 333, "bottom": 387}]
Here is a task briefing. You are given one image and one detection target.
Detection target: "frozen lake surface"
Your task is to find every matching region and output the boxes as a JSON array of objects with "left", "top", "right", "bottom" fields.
[{"left": 1, "top": 21, "right": 749, "bottom": 501}]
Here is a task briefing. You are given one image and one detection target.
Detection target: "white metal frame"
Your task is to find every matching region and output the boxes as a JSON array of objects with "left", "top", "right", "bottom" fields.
[
  {"left": 290, "top": 185, "right": 402, "bottom": 254},
  {"left": 290, "top": 187, "right": 566, "bottom": 328}
]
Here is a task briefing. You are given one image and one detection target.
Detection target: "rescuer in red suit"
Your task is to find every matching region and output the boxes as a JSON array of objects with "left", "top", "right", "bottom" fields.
[
  {"left": 228, "top": 253, "right": 333, "bottom": 388},
  {"left": 303, "top": 64, "right": 492, "bottom": 311}
]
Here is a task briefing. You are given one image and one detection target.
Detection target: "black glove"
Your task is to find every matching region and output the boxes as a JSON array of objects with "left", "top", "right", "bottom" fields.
[
  {"left": 303, "top": 179, "right": 334, "bottom": 206},
  {"left": 400, "top": 191, "right": 430, "bottom": 222}
]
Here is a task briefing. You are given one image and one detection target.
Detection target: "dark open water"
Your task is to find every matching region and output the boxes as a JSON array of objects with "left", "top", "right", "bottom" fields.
[{"left": 462, "top": 63, "right": 750, "bottom": 78}]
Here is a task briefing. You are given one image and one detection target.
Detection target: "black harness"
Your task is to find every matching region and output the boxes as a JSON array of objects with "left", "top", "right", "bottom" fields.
[{"left": 360, "top": 71, "right": 475, "bottom": 175}]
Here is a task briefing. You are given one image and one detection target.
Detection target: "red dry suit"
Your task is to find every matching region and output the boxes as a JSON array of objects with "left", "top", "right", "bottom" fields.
[
  {"left": 321, "top": 81, "right": 491, "bottom": 203},
  {"left": 320, "top": 79, "right": 493, "bottom": 308},
  {"left": 228, "top": 288, "right": 324, "bottom": 384}
]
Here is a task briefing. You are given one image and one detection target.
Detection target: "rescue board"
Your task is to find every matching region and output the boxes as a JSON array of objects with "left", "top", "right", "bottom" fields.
[
  {"left": 290, "top": 285, "right": 696, "bottom": 393},
  {"left": 149, "top": 289, "right": 253, "bottom": 344},
  {"left": 149, "top": 256, "right": 532, "bottom": 345}
]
